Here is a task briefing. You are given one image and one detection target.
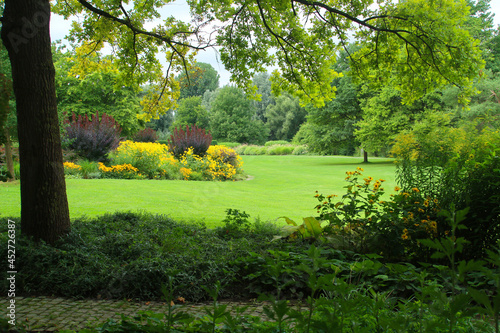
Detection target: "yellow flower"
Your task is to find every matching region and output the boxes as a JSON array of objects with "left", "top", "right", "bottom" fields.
[
  {"left": 394, "top": 186, "right": 401, "bottom": 191},
  {"left": 180, "top": 167, "right": 192, "bottom": 180},
  {"left": 412, "top": 188, "right": 420, "bottom": 192},
  {"left": 63, "top": 162, "right": 81, "bottom": 170},
  {"left": 402, "top": 229, "right": 409, "bottom": 240}
]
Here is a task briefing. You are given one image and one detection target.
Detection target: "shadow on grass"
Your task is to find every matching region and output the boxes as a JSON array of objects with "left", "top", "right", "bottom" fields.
[{"left": 312, "top": 157, "right": 395, "bottom": 167}]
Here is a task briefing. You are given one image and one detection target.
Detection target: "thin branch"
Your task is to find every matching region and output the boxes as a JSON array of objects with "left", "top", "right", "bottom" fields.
[
  {"left": 119, "top": 2, "right": 131, "bottom": 22},
  {"left": 76, "top": 0, "right": 210, "bottom": 51},
  {"left": 292, "top": 0, "right": 411, "bottom": 34},
  {"left": 254, "top": 0, "right": 308, "bottom": 96}
]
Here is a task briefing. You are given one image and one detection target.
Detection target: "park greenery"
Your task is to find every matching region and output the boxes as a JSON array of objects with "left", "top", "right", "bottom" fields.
[{"left": 0, "top": 0, "right": 500, "bottom": 331}]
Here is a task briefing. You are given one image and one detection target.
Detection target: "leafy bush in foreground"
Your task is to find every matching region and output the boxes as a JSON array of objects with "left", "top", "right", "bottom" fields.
[{"left": 392, "top": 126, "right": 500, "bottom": 260}]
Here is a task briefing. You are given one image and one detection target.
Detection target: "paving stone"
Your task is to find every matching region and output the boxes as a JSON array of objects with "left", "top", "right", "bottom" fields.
[{"left": 1, "top": 296, "right": 279, "bottom": 332}]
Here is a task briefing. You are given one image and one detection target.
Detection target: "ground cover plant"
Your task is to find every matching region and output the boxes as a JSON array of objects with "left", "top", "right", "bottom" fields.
[{"left": 0, "top": 155, "right": 395, "bottom": 226}]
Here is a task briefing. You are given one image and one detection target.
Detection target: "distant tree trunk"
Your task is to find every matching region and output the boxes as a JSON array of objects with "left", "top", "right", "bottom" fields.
[
  {"left": 1, "top": 0, "right": 70, "bottom": 243},
  {"left": 4, "top": 128, "right": 14, "bottom": 181},
  {"left": 363, "top": 149, "right": 369, "bottom": 163}
]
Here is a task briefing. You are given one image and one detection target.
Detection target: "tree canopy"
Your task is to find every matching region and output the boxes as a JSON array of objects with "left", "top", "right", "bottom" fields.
[
  {"left": 52, "top": 0, "right": 484, "bottom": 112},
  {"left": 208, "top": 86, "right": 268, "bottom": 144},
  {"left": 53, "top": 46, "right": 143, "bottom": 136},
  {"left": 177, "top": 62, "right": 220, "bottom": 99},
  {"left": 171, "top": 95, "right": 209, "bottom": 130}
]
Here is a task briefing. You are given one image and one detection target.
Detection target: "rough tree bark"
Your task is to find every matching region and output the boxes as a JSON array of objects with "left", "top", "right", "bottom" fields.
[{"left": 1, "top": 0, "right": 70, "bottom": 243}]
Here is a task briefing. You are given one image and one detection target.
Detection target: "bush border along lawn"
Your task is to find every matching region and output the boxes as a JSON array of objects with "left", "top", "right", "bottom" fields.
[{"left": 0, "top": 155, "right": 395, "bottom": 227}]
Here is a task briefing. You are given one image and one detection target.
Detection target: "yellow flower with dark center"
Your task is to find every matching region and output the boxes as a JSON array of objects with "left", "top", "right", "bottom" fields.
[{"left": 402, "top": 229, "right": 409, "bottom": 240}]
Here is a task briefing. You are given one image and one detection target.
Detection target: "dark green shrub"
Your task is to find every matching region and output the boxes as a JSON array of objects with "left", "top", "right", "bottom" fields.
[
  {"left": 168, "top": 124, "right": 212, "bottom": 159},
  {"left": 64, "top": 111, "right": 122, "bottom": 162},
  {"left": 133, "top": 128, "right": 158, "bottom": 142},
  {"left": 0, "top": 165, "right": 10, "bottom": 182}
]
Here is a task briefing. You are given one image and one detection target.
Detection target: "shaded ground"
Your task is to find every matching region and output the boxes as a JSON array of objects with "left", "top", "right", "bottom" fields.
[{"left": 1, "top": 296, "right": 278, "bottom": 332}]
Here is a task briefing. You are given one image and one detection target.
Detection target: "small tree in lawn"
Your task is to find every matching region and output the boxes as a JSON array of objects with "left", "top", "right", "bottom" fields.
[{"left": 168, "top": 124, "right": 212, "bottom": 159}]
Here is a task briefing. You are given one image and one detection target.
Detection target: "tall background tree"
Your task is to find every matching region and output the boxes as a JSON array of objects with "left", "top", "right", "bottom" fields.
[
  {"left": 177, "top": 62, "right": 220, "bottom": 99},
  {"left": 265, "top": 94, "right": 306, "bottom": 141},
  {"left": 208, "top": 86, "right": 268, "bottom": 144},
  {"left": 295, "top": 74, "right": 363, "bottom": 156},
  {"left": 171, "top": 96, "right": 209, "bottom": 130},
  {"left": 252, "top": 72, "right": 274, "bottom": 123}
]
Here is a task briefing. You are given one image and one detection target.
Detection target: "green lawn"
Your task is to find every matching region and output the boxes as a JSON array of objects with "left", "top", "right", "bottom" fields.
[{"left": 1, "top": 155, "right": 396, "bottom": 226}]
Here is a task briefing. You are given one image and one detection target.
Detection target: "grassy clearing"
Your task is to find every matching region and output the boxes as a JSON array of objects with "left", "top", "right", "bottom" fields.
[{"left": 0, "top": 155, "right": 395, "bottom": 226}]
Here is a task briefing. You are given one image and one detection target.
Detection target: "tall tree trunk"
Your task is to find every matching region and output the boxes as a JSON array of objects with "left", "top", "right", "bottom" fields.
[
  {"left": 1, "top": 0, "right": 70, "bottom": 243},
  {"left": 363, "top": 149, "right": 369, "bottom": 163},
  {"left": 3, "top": 127, "right": 14, "bottom": 181}
]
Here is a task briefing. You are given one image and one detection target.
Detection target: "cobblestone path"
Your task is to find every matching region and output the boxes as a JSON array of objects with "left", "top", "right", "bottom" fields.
[{"left": 0, "top": 296, "right": 271, "bottom": 332}]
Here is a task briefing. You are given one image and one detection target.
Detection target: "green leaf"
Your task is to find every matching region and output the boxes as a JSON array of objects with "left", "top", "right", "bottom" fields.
[
  {"left": 303, "top": 216, "right": 323, "bottom": 239},
  {"left": 280, "top": 216, "right": 297, "bottom": 226}
]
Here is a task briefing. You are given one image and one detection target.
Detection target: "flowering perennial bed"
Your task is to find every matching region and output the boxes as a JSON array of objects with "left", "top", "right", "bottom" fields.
[{"left": 63, "top": 141, "right": 244, "bottom": 181}]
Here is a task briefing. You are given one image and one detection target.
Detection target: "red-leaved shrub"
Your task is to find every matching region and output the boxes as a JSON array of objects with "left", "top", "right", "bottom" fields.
[
  {"left": 168, "top": 124, "right": 212, "bottom": 158},
  {"left": 133, "top": 128, "right": 158, "bottom": 143},
  {"left": 64, "top": 112, "right": 122, "bottom": 162}
]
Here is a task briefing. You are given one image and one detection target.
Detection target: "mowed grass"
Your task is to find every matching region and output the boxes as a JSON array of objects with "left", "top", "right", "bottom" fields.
[{"left": 1, "top": 155, "right": 396, "bottom": 227}]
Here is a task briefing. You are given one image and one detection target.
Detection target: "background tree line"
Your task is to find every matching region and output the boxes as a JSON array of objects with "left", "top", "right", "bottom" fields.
[{"left": 36, "top": 0, "right": 499, "bottom": 155}]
